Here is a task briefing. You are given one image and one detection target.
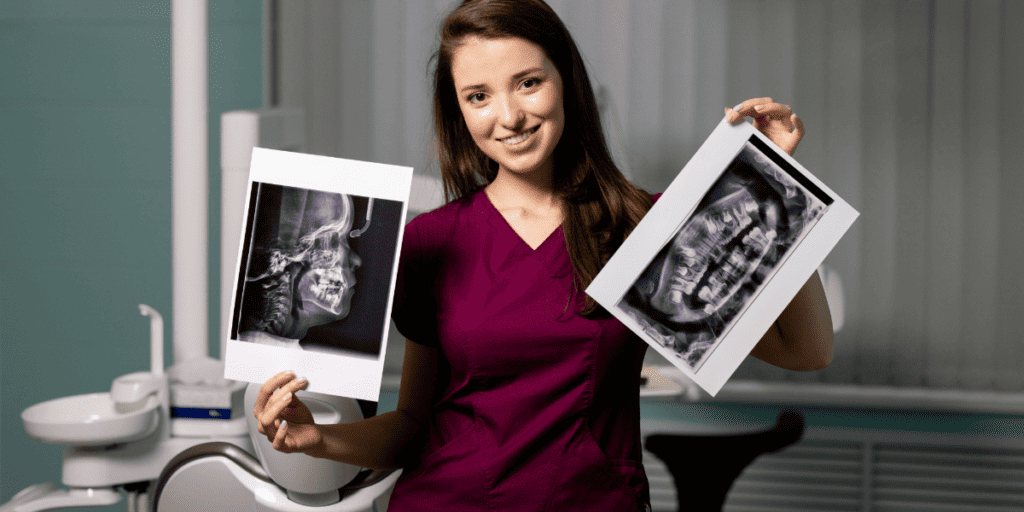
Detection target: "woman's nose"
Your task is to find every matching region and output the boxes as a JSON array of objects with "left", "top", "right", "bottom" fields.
[{"left": 498, "top": 94, "right": 525, "bottom": 128}]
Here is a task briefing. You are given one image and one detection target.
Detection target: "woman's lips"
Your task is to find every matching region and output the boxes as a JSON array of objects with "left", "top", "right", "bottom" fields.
[{"left": 499, "top": 126, "right": 538, "bottom": 145}]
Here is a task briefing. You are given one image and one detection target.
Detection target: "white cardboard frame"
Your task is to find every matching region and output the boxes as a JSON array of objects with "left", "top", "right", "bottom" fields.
[
  {"left": 224, "top": 148, "right": 412, "bottom": 401},
  {"left": 587, "top": 118, "right": 858, "bottom": 396}
]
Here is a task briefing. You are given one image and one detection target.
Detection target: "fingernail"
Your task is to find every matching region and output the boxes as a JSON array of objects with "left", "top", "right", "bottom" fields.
[
  {"left": 298, "top": 376, "right": 307, "bottom": 383},
  {"left": 754, "top": 104, "right": 764, "bottom": 111},
  {"left": 283, "top": 392, "right": 292, "bottom": 401},
  {"left": 280, "top": 420, "right": 287, "bottom": 428}
]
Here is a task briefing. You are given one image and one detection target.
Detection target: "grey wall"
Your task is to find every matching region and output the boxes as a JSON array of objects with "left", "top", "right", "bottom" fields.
[
  {"left": 278, "top": 0, "right": 1024, "bottom": 393},
  {"left": 0, "top": 0, "right": 263, "bottom": 506}
]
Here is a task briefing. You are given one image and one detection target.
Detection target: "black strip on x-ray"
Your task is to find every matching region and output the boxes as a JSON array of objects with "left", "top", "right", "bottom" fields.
[
  {"left": 747, "top": 135, "right": 833, "bottom": 206},
  {"left": 231, "top": 182, "right": 262, "bottom": 340}
]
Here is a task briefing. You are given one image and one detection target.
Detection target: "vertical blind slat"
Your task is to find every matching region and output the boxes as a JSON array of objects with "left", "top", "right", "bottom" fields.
[
  {"left": 994, "top": 0, "right": 1024, "bottom": 392},
  {"left": 691, "top": 1, "right": 729, "bottom": 155},
  {"left": 339, "top": 0, "right": 373, "bottom": 162},
  {"left": 960, "top": 0, "right": 1002, "bottom": 390},
  {"left": 659, "top": 0, "right": 698, "bottom": 180},
  {"left": 402, "top": 0, "right": 435, "bottom": 172},
  {"left": 279, "top": 0, "right": 307, "bottom": 111},
  {"left": 857, "top": 0, "right": 899, "bottom": 386},
  {"left": 371, "top": 0, "right": 405, "bottom": 167},
  {"left": 821, "top": 0, "right": 864, "bottom": 386},
  {"left": 924, "top": 0, "right": 967, "bottom": 389},
  {"left": 889, "top": 0, "right": 932, "bottom": 387},
  {"left": 725, "top": 0, "right": 764, "bottom": 113},
  {"left": 599, "top": 0, "right": 633, "bottom": 176},
  {"left": 304, "top": 0, "right": 341, "bottom": 158},
  {"left": 626, "top": 0, "right": 666, "bottom": 191}
]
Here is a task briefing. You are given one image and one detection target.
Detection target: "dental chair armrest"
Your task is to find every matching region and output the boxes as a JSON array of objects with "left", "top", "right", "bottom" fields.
[{"left": 152, "top": 442, "right": 272, "bottom": 512}]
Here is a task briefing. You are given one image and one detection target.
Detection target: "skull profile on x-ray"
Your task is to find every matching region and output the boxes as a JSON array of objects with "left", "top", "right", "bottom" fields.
[{"left": 243, "top": 187, "right": 363, "bottom": 342}]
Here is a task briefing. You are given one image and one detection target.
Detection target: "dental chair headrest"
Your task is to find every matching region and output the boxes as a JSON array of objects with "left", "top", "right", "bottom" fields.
[{"left": 243, "top": 383, "right": 365, "bottom": 505}]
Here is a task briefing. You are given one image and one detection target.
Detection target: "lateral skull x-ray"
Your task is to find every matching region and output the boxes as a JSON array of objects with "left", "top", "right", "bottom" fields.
[
  {"left": 240, "top": 186, "right": 364, "bottom": 342},
  {"left": 619, "top": 142, "right": 827, "bottom": 371}
]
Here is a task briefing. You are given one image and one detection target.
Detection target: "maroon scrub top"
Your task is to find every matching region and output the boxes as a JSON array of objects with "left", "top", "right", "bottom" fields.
[{"left": 389, "top": 190, "right": 652, "bottom": 511}]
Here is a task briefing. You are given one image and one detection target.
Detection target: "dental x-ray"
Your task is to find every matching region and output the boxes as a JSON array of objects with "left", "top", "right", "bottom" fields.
[
  {"left": 587, "top": 119, "right": 858, "bottom": 396},
  {"left": 225, "top": 148, "right": 412, "bottom": 401}
]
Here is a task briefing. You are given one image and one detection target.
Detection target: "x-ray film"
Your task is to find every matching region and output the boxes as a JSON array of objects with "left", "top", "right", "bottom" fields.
[
  {"left": 587, "top": 119, "right": 858, "bottom": 396},
  {"left": 225, "top": 148, "right": 412, "bottom": 401}
]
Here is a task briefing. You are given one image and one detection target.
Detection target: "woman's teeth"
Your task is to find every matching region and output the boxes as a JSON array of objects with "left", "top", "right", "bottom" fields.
[{"left": 502, "top": 127, "right": 536, "bottom": 144}]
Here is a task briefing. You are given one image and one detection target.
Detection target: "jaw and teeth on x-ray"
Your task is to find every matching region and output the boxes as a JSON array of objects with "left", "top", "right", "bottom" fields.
[{"left": 647, "top": 188, "right": 780, "bottom": 325}]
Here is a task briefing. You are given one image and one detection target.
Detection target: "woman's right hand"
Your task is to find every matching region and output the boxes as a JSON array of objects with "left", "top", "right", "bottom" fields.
[{"left": 254, "top": 371, "right": 322, "bottom": 454}]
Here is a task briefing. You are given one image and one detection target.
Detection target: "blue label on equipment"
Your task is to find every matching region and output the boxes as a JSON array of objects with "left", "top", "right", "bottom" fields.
[{"left": 171, "top": 407, "right": 232, "bottom": 419}]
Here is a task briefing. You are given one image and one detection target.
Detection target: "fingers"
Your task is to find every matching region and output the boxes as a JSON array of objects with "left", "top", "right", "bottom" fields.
[
  {"left": 254, "top": 371, "right": 308, "bottom": 437},
  {"left": 792, "top": 113, "right": 805, "bottom": 138},
  {"left": 258, "top": 377, "right": 309, "bottom": 436},
  {"left": 273, "top": 419, "right": 290, "bottom": 452},
  {"left": 752, "top": 103, "right": 794, "bottom": 129},
  {"left": 765, "top": 113, "right": 804, "bottom": 156},
  {"left": 255, "top": 370, "right": 296, "bottom": 417},
  {"left": 778, "top": 113, "right": 805, "bottom": 155},
  {"left": 726, "top": 97, "right": 773, "bottom": 123},
  {"left": 726, "top": 98, "right": 805, "bottom": 155}
]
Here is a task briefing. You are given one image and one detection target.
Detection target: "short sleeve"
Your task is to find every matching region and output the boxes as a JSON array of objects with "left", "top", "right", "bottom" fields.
[{"left": 391, "top": 217, "right": 441, "bottom": 347}]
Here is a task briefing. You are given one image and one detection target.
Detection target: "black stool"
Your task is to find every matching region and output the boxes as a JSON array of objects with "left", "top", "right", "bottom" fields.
[{"left": 644, "top": 409, "right": 805, "bottom": 512}]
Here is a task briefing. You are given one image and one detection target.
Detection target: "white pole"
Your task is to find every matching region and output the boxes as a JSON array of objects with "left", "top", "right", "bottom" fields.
[{"left": 171, "top": 0, "right": 209, "bottom": 364}]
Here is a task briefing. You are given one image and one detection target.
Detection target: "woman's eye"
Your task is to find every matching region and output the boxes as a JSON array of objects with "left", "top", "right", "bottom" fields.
[
  {"left": 521, "top": 78, "right": 540, "bottom": 89},
  {"left": 468, "top": 92, "right": 485, "bottom": 103}
]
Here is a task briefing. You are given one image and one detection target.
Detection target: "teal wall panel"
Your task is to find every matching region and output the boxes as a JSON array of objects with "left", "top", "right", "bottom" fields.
[
  {"left": 0, "top": 0, "right": 262, "bottom": 508},
  {"left": 0, "top": 26, "right": 172, "bottom": 105}
]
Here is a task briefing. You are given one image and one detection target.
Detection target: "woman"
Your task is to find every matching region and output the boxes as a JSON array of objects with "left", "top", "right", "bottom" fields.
[{"left": 253, "top": 0, "right": 833, "bottom": 510}]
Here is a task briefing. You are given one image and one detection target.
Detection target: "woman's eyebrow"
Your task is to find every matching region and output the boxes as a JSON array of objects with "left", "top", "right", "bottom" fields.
[{"left": 457, "top": 67, "right": 546, "bottom": 95}]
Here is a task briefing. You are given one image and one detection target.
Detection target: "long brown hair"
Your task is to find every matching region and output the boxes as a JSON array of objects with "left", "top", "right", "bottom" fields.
[{"left": 432, "top": 0, "right": 652, "bottom": 315}]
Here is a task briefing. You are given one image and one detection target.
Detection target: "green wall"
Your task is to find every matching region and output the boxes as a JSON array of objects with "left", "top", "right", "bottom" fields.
[{"left": 0, "top": 1, "right": 262, "bottom": 508}]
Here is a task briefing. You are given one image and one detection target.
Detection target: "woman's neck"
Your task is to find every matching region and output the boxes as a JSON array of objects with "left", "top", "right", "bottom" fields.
[{"left": 485, "top": 165, "right": 560, "bottom": 214}]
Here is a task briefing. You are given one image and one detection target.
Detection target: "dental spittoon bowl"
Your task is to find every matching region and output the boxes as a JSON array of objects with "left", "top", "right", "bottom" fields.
[{"left": 22, "top": 392, "right": 160, "bottom": 446}]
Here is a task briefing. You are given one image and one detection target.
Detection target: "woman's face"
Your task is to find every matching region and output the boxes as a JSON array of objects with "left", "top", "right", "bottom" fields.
[{"left": 450, "top": 36, "right": 565, "bottom": 178}]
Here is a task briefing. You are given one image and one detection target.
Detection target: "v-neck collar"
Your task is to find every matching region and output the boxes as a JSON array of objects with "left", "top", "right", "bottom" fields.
[{"left": 477, "top": 190, "right": 564, "bottom": 253}]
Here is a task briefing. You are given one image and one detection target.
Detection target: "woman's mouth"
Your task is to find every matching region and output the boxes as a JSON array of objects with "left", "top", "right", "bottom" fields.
[{"left": 500, "top": 126, "right": 538, "bottom": 145}]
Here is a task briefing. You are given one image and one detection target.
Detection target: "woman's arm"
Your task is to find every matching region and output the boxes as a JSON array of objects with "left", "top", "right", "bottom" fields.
[
  {"left": 313, "top": 339, "right": 436, "bottom": 469},
  {"left": 255, "top": 339, "right": 437, "bottom": 470},
  {"left": 726, "top": 97, "right": 831, "bottom": 370},
  {"left": 749, "top": 271, "right": 833, "bottom": 371}
]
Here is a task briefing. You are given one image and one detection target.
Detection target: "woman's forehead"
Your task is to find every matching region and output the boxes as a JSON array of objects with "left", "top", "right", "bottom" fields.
[{"left": 450, "top": 36, "right": 555, "bottom": 88}]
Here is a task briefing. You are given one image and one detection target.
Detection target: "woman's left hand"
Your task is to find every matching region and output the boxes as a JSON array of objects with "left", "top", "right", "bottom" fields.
[{"left": 726, "top": 97, "right": 805, "bottom": 156}]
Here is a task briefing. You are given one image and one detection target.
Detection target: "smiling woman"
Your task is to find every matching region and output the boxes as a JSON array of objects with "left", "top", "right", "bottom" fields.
[{"left": 250, "top": 1, "right": 832, "bottom": 511}]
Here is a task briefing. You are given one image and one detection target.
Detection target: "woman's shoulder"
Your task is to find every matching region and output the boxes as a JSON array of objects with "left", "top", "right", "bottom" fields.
[{"left": 404, "top": 191, "right": 479, "bottom": 246}]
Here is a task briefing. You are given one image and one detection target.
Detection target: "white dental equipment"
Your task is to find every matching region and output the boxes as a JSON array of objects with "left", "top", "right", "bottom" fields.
[
  {"left": 3, "top": 0, "right": 400, "bottom": 508},
  {"left": 5, "top": 305, "right": 398, "bottom": 512},
  {"left": 5, "top": 306, "right": 250, "bottom": 512}
]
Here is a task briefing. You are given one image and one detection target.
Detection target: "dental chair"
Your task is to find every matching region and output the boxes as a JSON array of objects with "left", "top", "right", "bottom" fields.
[{"left": 151, "top": 384, "right": 399, "bottom": 512}]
